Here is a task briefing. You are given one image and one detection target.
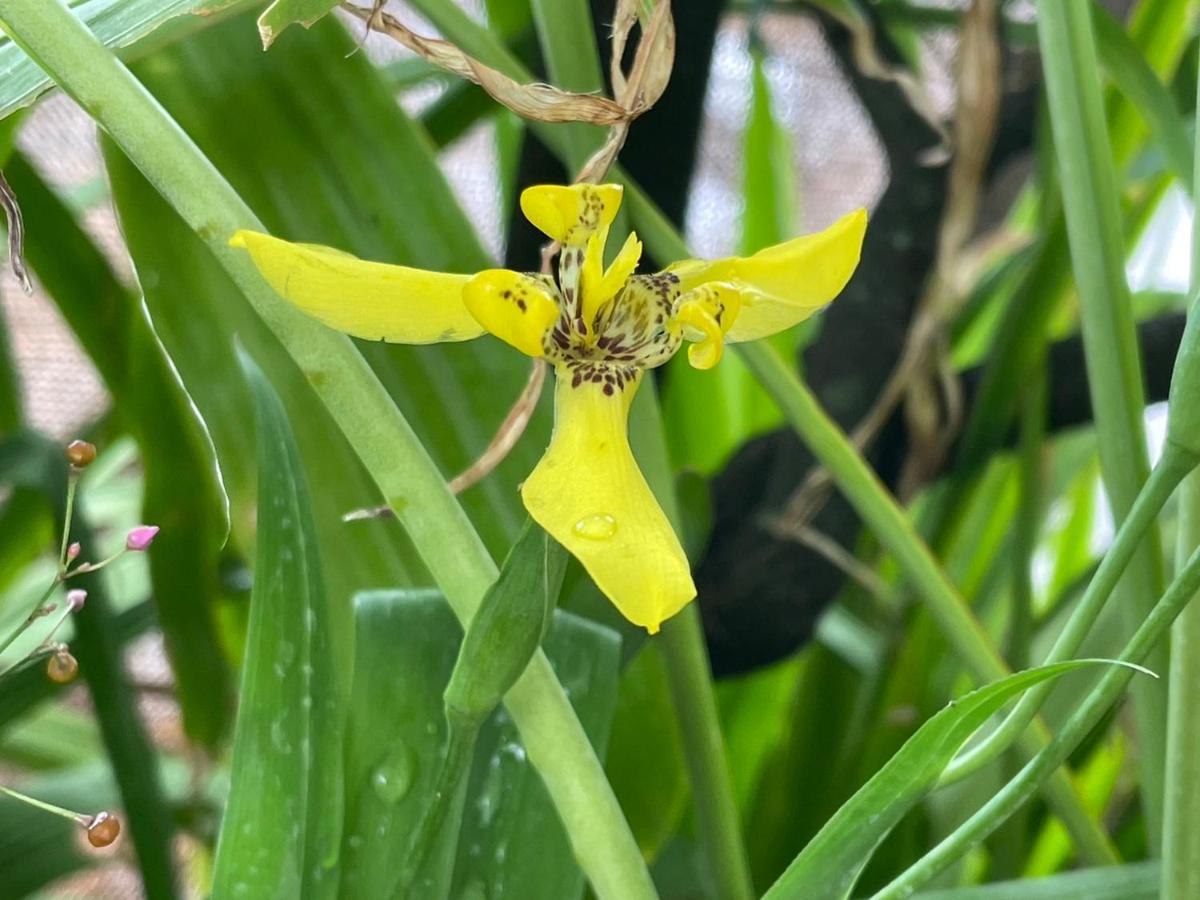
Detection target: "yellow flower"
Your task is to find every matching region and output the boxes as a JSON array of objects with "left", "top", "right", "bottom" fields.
[{"left": 231, "top": 184, "right": 866, "bottom": 633}]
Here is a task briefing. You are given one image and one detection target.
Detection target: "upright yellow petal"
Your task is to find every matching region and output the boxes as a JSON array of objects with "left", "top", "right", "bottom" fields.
[
  {"left": 581, "top": 230, "right": 643, "bottom": 327},
  {"left": 463, "top": 269, "right": 560, "bottom": 357},
  {"left": 667, "top": 208, "right": 867, "bottom": 343},
  {"left": 230, "top": 230, "right": 483, "bottom": 344},
  {"left": 521, "top": 370, "right": 696, "bottom": 632},
  {"left": 520, "top": 183, "right": 624, "bottom": 246}
]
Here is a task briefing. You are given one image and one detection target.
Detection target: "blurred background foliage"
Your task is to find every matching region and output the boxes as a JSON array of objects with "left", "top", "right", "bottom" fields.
[{"left": 0, "top": 0, "right": 1197, "bottom": 897}]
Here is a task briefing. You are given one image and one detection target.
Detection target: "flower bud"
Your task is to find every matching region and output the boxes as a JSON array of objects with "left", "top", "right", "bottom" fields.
[
  {"left": 85, "top": 811, "right": 120, "bottom": 848},
  {"left": 67, "top": 542, "right": 81, "bottom": 562},
  {"left": 66, "top": 589, "right": 87, "bottom": 611},
  {"left": 47, "top": 649, "right": 78, "bottom": 683},
  {"left": 125, "top": 525, "right": 160, "bottom": 552},
  {"left": 64, "top": 440, "right": 96, "bottom": 468}
]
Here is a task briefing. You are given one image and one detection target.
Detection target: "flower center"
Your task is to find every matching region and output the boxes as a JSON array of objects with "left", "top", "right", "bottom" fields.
[{"left": 543, "top": 269, "right": 684, "bottom": 393}]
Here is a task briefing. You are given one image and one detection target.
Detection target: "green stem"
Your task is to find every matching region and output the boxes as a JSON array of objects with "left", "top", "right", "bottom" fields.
[
  {"left": 940, "top": 446, "right": 1194, "bottom": 785},
  {"left": 874, "top": 542, "right": 1200, "bottom": 899},
  {"left": 0, "top": 4, "right": 653, "bottom": 897},
  {"left": 1160, "top": 43, "right": 1200, "bottom": 900},
  {"left": 0, "top": 578, "right": 56, "bottom": 658},
  {"left": 736, "top": 339, "right": 1117, "bottom": 865},
  {"left": 659, "top": 606, "right": 755, "bottom": 900},
  {"left": 630, "top": 387, "right": 756, "bottom": 900},
  {"left": 56, "top": 470, "right": 77, "bottom": 572},
  {"left": 0, "top": 783, "right": 87, "bottom": 823},
  {"left": 1164, "top": 474, "right": 1200, "bottom": 899},
  {"left": 1038, "top": 0, "right": 1167, "bottom": 844},
  {"left": 1008, "top": 357, "right": 1046, "bottom": 671},
  {"left": 401, "top": 712, "right": 482, "bottom": 897}
]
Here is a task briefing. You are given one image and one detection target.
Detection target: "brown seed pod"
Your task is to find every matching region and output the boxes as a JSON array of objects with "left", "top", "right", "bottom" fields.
[
  {"left": 85, "top": 811, "right": 120, "bottom": 848},
  {"left": 46, "top": 650, "right": 78, "bottom": 683},
  {"left": 64, "top": 440, "right": 97, "bottom": 468}
]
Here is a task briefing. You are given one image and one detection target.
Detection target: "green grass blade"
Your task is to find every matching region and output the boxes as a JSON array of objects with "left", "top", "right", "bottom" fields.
[
  {"left": 911, "top": 862, "right": 1158, "bottom": 900},
  {"left": 762, "top": 661, "right": 1132, "bottom": 900},
  {"left": 1038, "top": 0, "right": 1167, "bottom": 842},
  {"left": 211, "top": 350, "right": 345, "bottom": 897},
  {"left": 1093, "top": 4, "right": 1193, "bottom": 190},
  {"left": 1162, "top": 30, "right": 1200, "bottom": 900}
]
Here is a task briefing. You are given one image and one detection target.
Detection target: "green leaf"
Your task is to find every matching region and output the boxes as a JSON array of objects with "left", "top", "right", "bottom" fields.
[
  {"left": 255, "top": 0, "right": 340, "bottom": 48},
  {"left": 1093, "top": 4, "right": 1194, "bottom": 190},
  {"left": 211, "top": 350, "right": 345, "bottom": 897},
  {"left": 0, "top": 0, "right": 257, "bottom": 121},
  {"left": 762, "top": 661, "right": 1137, "bottom": 900},
  {"left": 911, "top": 862, "right": 1159, "bottom": 899},
  {"left": 340, "top": 590, "right": 622, "bottom": 900}
]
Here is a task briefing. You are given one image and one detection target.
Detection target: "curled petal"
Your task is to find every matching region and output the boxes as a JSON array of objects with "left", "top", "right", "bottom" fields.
[
  {"left": 463, "top": 270, "right": 560, "bottom": 357},
  {"left": 667, "top": 208, "right": 867, "bottom": 343},
  {"left": 521, "top": 369, "right": 696, "bottom": 632},
  {"left": 519, "top": 184, "right": 623, "bottom": 246},
  {"left": 230, "top": 230, "right": 483, "bottom": 344},
  {"left": 672, "top": 283, "right": 742, "bottom": 370}
]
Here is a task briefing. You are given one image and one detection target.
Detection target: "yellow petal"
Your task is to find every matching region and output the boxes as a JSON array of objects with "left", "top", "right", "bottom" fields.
[
  {"left": 667, "top": 208, "right": 867, "bottom": 343},
  {"left": 581, "top": 230, "right": 643, "bottom": 327},
  {"left": 521, "top": 369, "right": 696, "bottom": 632},
  {"left": 462, "top": 269, "right": 560, "bottom": 357},
  {"left": 519, "top": 183, "right": 624, "bottom": 246},
  {"left": 230, "top": 230, "right": 483, "bottom": 343}
]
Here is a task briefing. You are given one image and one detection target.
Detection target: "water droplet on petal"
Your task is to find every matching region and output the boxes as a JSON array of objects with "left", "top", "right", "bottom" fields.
[
  {"left": 572, "top": 514, "right": 616, "bottom": 540},
  {"left": 371, "top": 744, "right": 416, "bottom": 805}
]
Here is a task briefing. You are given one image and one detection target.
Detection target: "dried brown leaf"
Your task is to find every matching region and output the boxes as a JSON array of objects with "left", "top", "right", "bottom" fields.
[{"left": 344, "top": 4, "right": 628, "bottom": 125}]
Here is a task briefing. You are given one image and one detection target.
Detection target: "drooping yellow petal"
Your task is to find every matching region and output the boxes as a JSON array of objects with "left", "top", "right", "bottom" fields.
[
  {"left": 230, "top": 230, "right": 483, "bottom": 344},
  {"left": 666, "top": 208, "right": 867, "bottom": 343},
  {"left": 581, "top": 230, "right": 643, "bottom": 328},
  {"left": 520, "top": 183, "right": 624, "bottom": 246},
  {"left": 462, "top": 269, "right": 560, "bottom": 357},
  {"left": 521, "top": 370, "right": 696, "bottom": 632}
]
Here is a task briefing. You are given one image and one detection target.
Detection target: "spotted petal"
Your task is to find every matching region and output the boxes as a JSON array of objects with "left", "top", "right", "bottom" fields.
[
  {"left": 521, "top": 370, "right": 696, "bottom": 632},
  {"left": 667, "top": 208, "right": 867, "bottom": 343},
  {"left": 230, "top": 230, "right": 483, "bottom": 344}
]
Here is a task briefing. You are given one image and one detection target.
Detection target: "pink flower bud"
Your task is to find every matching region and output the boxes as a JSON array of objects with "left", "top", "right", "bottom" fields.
[
  {"left": 67, "top": 542, "right": 81, "bottom": 561},
  {"left": 66, "top": 589, "right": 87, "bottom": 611},
  {"left": 125, "top": 525, "right": 160, "bottom": 552}
]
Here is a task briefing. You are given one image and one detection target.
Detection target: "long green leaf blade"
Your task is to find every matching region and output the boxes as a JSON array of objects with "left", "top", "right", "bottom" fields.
[{"left": 211, "top": 351, "right": 345, "bottom": 896}]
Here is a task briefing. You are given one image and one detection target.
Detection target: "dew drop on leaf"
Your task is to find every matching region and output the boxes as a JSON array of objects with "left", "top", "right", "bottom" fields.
[{"left": 370, "top": 744, "right": 416, "bottom": 805}]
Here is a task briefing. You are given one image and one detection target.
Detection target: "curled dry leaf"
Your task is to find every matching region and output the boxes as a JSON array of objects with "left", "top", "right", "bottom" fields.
[{"left": 343, "top": 4, "right": 628, "bottom": 125}]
